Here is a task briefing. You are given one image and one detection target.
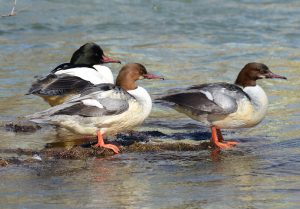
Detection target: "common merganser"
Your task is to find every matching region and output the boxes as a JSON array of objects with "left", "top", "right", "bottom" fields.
[
  {"left": 27, "top": 42, "right": 121, "bottom": 106},
  {"left": 26, "top": 63, "right": 164, "bottom": 154},
  {"left": 158, "top": 63, "right": 286, "bottom": 149}
]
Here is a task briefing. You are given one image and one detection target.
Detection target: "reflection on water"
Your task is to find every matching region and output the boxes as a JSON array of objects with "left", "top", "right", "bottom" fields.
[{"left": 1, "top": 0, "right": 300, "bottom": 208}]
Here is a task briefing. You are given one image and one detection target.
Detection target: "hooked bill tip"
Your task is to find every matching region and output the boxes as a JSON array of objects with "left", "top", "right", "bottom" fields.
[
  {"left": 266, "top": 72, "right": 287, "bottom": 80},
  {"left": 144, "top": 73, "right": 164, "bottom": 80}
]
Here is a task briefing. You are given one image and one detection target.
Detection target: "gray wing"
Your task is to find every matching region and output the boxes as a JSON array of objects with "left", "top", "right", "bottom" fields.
[
  {"left": 189, "top": 82, "right": 251, "bottom": 101},
  {"left": 52, "top": 97, "right": 129, "bottom": 117},
  {"left": 27, "top": 87, "right": 132, "bottom": 121},
  {"left": 159, "top": 83, "right": 248, "bottom": 115},
  {"left": 160, "top": 92, "right": 228, "bottom": 115},
  {"left": 27, "top": 73, "right": 94, "bottom": 96}
]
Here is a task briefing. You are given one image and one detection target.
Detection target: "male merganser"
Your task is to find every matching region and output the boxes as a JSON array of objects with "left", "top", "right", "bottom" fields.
[
  {"left": 26, "top": 63, "right": 164, "bottom": 154},
  {"left": 158, "top": 63, "right": 286, "bottom": 149},
  {"left": 27, "top": 42, "right": 121, "bottom": 106}
]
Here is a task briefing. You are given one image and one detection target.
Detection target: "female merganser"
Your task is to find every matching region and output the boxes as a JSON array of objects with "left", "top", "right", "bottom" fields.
[
  {"left": 26, "top": 63, "right": 164, "bottom": 154},
  {"left": 27, "top": 42, "right": 121, "bottom": 106},
  {"left": 158, "top": 63, "right": 286, "bottom": 149}
]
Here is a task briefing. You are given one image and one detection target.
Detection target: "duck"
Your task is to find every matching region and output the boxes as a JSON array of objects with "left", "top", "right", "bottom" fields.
[
  {"left": 27, "top": 42, "right": 121, "bottom": 106},
  {"left": 26, "top": 63, "right": 164, "bottom": 154},
  {"left": 158, "top": 62, "right": 286, "bottom": 149}
]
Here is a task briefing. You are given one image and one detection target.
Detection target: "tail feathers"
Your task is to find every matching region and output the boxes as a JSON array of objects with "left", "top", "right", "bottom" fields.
[
  {"left": 26, "top": 74, "right": 57, "bottom": 95},
  {"left": 27, "top": 74, "right": 94, "bottom": 96},
  {"left": 153, "top": 95, "right": 176, "bottom": 107}
]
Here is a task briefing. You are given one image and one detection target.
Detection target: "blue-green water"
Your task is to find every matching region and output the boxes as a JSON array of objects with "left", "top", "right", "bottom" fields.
[{"left": 1, "top": 0, "right": 300, "bottom": 208}]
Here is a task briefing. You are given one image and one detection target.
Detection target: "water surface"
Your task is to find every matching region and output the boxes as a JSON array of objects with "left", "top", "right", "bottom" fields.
[{"left": 1, "top": 0, "right": 300, "bottom": 208}]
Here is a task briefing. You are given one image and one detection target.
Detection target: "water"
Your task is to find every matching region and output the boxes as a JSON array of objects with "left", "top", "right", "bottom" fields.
[{"left": 1, "top": 0, "right": 300, "bottom": 208}]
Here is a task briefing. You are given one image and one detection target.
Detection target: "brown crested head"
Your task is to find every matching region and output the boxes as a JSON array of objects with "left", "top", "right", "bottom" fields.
[
  {"left": 116, "top": 63, "right": 164, "bottom": 90},
  {"left": 234, "top": 62, "right": 287, "bottom": 87}
]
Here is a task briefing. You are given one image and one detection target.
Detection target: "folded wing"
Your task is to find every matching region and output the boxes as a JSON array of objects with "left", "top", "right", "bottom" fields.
[
  {"left": 159, "top": 83, "right": 249, "bottom": 115},
  {"left": 27, "top": 86, "right": 133, "bottom": 121},
  {"left": 27, "top": 74, "right": 94, "bottom": 96}
]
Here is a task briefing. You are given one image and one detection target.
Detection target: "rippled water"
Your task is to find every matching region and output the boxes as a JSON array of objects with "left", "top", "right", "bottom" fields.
[{"left": 1, "top": 0, "right": 300, "bottom": 208}]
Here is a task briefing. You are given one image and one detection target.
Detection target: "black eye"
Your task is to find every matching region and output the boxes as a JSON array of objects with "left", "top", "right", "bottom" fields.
[{"left": 259, "top": 68, "right": 269, "bottom": 74}]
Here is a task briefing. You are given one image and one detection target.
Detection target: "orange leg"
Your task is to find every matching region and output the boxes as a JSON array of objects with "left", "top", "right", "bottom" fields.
[
  {"left": 210, "top": 126, "right": 238, "bottom": 149},
  {"left": 216, "top": 128, "right": 224, "bottom": 142},
  {"left": 216, "top": 128, "right": 238, "bottom": 146},
  {"left": 93, "top": 131, "right": 120, "bottom": 154}
]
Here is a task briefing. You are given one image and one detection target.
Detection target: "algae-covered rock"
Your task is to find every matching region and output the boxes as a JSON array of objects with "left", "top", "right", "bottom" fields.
[
  {"left": 125, "top": 141, "right": 211, "bottom": 152},
  {"left": 40, "top": 146, "right": 116, "bottom": 159},
  {"left": 0, "top": 141, "right": 211, "bottom": 165},
  {"left": 0, "top": 129, "right": 213, "bottom": 166}
]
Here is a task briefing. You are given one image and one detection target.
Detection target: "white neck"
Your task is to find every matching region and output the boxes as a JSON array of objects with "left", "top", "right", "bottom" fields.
[
  {"left": 243, "top": 85, "right": 268, "bottom": 120},
  {"left": 127, "top": 86, "right": 152, "bottom": 118}
]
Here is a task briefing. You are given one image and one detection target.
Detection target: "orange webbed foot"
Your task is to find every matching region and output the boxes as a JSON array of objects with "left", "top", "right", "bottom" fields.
[
  {"left": 211, "top": 127, "right": 238, "bottom": 149},
  {"left": 93, "top": 143, "right": 120, "bottom": 154},
  {"left": 95, "top": 131, "right": 120, "bottom": 154},
  {"left": 213, "top": 141, "right": 235, "bottom": 149},
  {"left": 224, "top": 141, "right": 238, "bottom": 146}
]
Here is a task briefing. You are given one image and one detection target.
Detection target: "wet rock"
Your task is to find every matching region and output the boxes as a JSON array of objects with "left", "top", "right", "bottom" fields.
[
  {"left": 4, "top": 120, "right": 41, "bottom": 132},
  {"left": 6, "top": 157, "right": 23, "bottom": 165},
  {"left": 126, "top": 141, "right": 211, "bottom": 152},
  {"left": 40, "top": 146, "right": 116, "bottom": 159},
  {"left": 0, "top": 141, "right": 212, "bottom": 166},
  {"left": 41, "top": 141, "right": 211, "bottom": 159},
  {"left": 116, "top": 130, "right": 168, "bottom": 142},
  {"left": 0, "top": 129, "right": 214, "bottom": 165},
  {"left": 0, "top": 148, "right": 35, "bottom": 156}
]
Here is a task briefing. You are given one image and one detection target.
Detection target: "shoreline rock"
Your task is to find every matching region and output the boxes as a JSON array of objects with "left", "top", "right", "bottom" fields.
[{"left": 0, "top": 141, "right": 212, "bottom": 166}]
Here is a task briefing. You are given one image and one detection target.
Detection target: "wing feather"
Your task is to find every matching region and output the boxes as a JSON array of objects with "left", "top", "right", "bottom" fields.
[
  {"left": 27, "top": 74, "right": 94, "bottom": 96},
  {"left": 27, "top": 86, "right": 132, "bottom": 119},
  {"left": 161, "top": 92, "right": 225, "bottom": 114},
  {"left": 159, "top": 83, "right": 248, "bottom": 115},
  {"left": 52, "top": 97, "right": 130, "bottom": 117}
]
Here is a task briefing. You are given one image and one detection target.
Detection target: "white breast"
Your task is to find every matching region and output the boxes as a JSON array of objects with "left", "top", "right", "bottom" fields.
[
  {"left": 243, "top": 85, "right": 268, "bottom": 123},
  {"left": 127, "top": 86, "right": 152, "bottom": 120},
  {"left": 55, "top": 65, "right": 114, "bottom": 84}
]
